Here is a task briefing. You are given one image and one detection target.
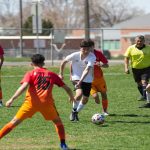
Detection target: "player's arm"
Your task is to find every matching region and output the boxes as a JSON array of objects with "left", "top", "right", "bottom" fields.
[
  {"left": 76, "top": 66, "right": 91, "bottom": 87},
  {"left": 124, "top": 57, "right": 130, "bottom": 74},
  {"left": 6, "top": 82, "right": 29, "bottom": 107},
  {"left": 59, "top": 60, "right": 68, "bottom": 80},
  {"left": 62, "top": 84, "right": 75, "bottom": 103}
]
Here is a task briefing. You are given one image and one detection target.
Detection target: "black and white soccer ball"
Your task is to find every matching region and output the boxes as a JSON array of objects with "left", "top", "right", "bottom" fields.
[{"left": 91, "top": 113, "right": 105, "bottom": 124}]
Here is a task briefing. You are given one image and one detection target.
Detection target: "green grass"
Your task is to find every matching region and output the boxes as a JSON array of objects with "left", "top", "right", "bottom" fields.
[
  {"left": 4, "top": 57, "right": 31, "bottom": 62},
  {"left": 1, "top": 64, "right": 150, "bottom": 150}
]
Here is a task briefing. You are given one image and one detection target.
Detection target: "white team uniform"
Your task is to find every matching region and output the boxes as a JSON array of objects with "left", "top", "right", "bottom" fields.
[{"left": 65, "top": 51, "right": 96, "bottom": 83}]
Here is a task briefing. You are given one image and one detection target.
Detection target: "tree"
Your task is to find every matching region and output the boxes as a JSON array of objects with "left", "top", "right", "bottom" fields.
[
  {"left": 22, "top": 16, "right": 53, "bottom": 35},
  {"left": 89, "top": 0, "right": 145, "bottom": 27}
]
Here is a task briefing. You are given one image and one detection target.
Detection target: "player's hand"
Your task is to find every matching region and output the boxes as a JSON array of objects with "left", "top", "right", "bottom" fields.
[
  {"left": 58, "top": 74, "right": 64, "bottom": 80},
  {"left": 5, "top": 99, "right": 13, "bottom": 107},
  {"left": 69, "top": 97, "right": 75, "bottom": 103}
]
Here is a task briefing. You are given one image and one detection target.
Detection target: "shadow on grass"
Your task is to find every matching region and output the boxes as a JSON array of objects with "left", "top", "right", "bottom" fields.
[
  {"left": 107, "top": 113, "right": 150, "bottom": 124},
  {"left": 109, "top": 113, "right": 150, "bottom": 118}
]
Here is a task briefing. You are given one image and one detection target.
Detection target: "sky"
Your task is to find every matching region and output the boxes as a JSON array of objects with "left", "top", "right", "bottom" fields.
[{"left": 131, "top": 0, "right": 150, "bottom": 13}]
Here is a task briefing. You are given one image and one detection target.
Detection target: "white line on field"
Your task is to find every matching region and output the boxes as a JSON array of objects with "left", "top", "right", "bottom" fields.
[{"left": 2, "top": 73, "right": 125, "bottom": 78}]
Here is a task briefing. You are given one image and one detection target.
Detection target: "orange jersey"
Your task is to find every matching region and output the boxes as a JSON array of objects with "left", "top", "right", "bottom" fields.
[
  {"left": 20, "top": 68, "right": 65, "bottom": 107},
  {"left": 93, "top": 49, "right": 108, "bottom": 79}
]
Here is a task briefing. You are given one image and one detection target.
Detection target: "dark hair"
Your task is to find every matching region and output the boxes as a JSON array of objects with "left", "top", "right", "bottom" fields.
[
  {"left": 136, "top": 35, "right": 145, "bottom": 41},
  {"left": 31, "top": 54, "right": 45, "bottom": 65},
  {"left": 80, "top": 39, "right": 90, "bottom": 47},
  {"left": 88, "top": 39, "right": 95, "bottom": 47}
]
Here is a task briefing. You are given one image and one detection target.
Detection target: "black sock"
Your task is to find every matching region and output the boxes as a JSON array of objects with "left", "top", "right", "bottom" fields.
[
  {"left": 142, "top": 85, "right": 147, "bottom": 99},
  {"left": 61, "top": 139, "right": 66, "bottom": 144},
  {"left": 73, "top": 108, "right": 77, "bottom": 112},
  {"left": 137, "top": 85, "right": 143, "bottom": 96}
]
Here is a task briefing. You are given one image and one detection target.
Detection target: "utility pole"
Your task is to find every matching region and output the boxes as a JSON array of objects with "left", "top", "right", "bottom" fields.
[
  {"left": 84, "top": 0, "right": 90, "bottom": 40},
  {"left": 19, "top": 0, "right": 23, "bottom": 57}
]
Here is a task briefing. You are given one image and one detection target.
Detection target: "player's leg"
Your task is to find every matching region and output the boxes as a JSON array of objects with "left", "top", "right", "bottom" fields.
[
  {"left": 0, "top": 101, "right": 36, "bottom": 139},
  {"left": 100, "top": 92, "right": 109, "bottom": 116},
  {"left": 0, "top": 117, "right": 22, "bottom": 139},
  {"left": 75, "top": 82, "right": 92, "bottom": 121},
  {"left": 90, "top": 82, "right": 100, "bottom": 104},
  {"left": 41, "top": 105, "right": 68, "bottom": 149},
  {"left": 52, "top": 118, "right": 68, "bottom": 150},
  {"left": 70, "top": 81, "right": 82, "bottom": 121}
]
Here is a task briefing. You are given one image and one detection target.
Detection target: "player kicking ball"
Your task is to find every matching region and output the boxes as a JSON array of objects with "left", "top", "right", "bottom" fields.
[{"left": 0, "top": 54, "right": 75, "bottom": 150}]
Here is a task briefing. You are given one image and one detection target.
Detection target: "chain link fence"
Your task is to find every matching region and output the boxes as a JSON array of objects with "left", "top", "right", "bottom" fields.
[{"left": 0, "top": 28, "right": 150, "bottom": 63}]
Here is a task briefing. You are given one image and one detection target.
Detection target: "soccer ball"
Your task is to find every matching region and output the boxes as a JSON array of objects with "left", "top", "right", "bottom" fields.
[{"left": 91, "top": 113, "right": 105, "bottom": 124}]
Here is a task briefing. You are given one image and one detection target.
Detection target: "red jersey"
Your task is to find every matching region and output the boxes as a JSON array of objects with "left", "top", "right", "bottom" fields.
[
  {"left": 21, "top": 68, "right": 65, "bottom": 106},
  {"left": 93, "top": 49, "right": 108, "bottom": 78},
  {"left": 0, "top": 45, "right": 4, "bottom": 56}
]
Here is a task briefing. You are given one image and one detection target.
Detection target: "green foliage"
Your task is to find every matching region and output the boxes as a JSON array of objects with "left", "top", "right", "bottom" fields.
[
  {"left": 1, "top": 65, "right": 150, "bottom": 149},
  {"left": 23, "top": 16, "right": 53, "bottom": 35}
]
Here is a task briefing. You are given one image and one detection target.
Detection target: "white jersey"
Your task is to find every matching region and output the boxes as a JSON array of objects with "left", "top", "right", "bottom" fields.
[{"left": 65, "top": 51, "right": 96, "bottom": 83}]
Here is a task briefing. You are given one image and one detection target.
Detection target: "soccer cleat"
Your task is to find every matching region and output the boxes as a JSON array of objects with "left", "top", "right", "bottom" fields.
[
  {"left": 103, "top": 112, "right": 109, "bottom": 116},
  {"left": 139, "top": 103, "right": 150, "bottom": 108},
  {"left": 0, "top": 101, "right": 3, "bottom": 107},
  {"left": 75, "top": 112, "right": 79, "bottom": 121},
  {"left": 60, "top": 143, "right": 69, "bottom": 150},
  {"left": 70, "top": 111, "right": 76, "bottom": 121}
]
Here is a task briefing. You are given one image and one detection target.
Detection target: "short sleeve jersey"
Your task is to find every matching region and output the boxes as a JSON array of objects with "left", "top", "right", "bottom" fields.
[
  {"left": 124, "top": 44, "right": 150, "bottom": 69},
  {"left": 65, "top": 51, "right": 96, "bottom": 83},
  {"left": 93, "top": 49, "right": 108, "bottom": 78},
  {"left": 21, "top": 68, "right": 65, "bottom": 106}
]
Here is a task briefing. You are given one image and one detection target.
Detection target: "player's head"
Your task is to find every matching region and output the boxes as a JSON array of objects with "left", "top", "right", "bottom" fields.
[
  {"left": 135, "top": 35, "right": 145, "bottom": 49},
  {"left": 88, "top": 39, "right": 95, "bottom": 51},
  {"left": 31, "top": 54, "right": 45, "bottom": 66},
  {"left": 80, "top": 39, "right": 91, "bottom": 55},
  {"left": 80, "top": 39, "right": 90, "bottom": 48},
  {"left": 88, "top": 39, "right": 95, "bottom": 47}
]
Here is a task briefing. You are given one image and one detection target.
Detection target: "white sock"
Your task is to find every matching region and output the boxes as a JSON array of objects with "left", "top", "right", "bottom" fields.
[
  {"left": 76, "top": 101, "right": 85, "bottom": 112},
  {"left": 73, "top": 101, "right": 80, "bottom": 110},
  {"left": 146, "top": 91, "right": 150, "bottom": 103}
]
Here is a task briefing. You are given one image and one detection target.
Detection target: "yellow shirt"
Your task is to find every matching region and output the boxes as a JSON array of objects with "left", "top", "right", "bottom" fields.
[{"left": 124, "top": 44, "right": 150, "bottom": 69}]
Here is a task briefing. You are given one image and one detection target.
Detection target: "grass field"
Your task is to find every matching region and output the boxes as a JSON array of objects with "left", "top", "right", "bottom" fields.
[{"left": 1, "top": 64, "right": 150, "bottom": 150}]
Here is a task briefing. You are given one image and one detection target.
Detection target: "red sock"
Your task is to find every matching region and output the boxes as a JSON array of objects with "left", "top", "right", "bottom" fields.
[
  {"left": 55, "top": 123, "right": 65, "bottom": 141},
  {"left": 102, "top": 100, "right": 108, "bottom": 112},
  {"left": 0, "top": 122, "right": 15, "bottom": 139},
  {"left": 0, "top": 89, "right": 2, "bottom": 100}
]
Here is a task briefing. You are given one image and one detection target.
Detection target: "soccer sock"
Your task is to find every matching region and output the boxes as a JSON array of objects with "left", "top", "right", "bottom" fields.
[
  {"left": 55, "top": 123, "right": 65, "bottom": 142},
  {"left": 137, "top": 85, "right": 143, "bottom": 96},
  {"left": 146, "top": 91, "right": 150, "bottom": 103},
  {"left": 73, "top": 101, "right": 80, "bottom": 111},
  {"left": 76, "top": 101, "right": 85, "bottom": 112},
  {"left": 102, "top": 100, "right": 108, "bottom": 112},
  {"left": 142, "top": 85, "right": 147, "bottom": 99},
  {"left": 0, "top": 122, "right": 16, "bottom": 139}
]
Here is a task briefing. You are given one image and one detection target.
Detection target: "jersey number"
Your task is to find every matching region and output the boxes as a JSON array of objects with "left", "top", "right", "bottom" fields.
[{"left": 37, "top": 76, "right": 50, "bottom": 90}]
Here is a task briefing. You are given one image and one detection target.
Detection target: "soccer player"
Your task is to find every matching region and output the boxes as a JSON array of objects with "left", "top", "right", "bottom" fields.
[
  {"left": 0, "top": 45, "right": 4, "bottom": 107},
  {"left": 0, "top": 54, "right": 75, "bottom": 150},
  {"left": 88, "top": 39, "right": 109, "bottom": 116},
  {"left": 59, "top": 39, "right": 96, "bottom": 121},
  {"left": 124, "top": 35, "right": 150, "bottom": 108}
]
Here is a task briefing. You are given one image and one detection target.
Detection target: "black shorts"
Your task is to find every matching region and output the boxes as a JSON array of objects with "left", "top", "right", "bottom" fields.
[
  {"left": 132, "top": 66, "right": 150, "bottom": 83},
  {"left": 72, "top": 81, "right": 92, "bottom": 97}
]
